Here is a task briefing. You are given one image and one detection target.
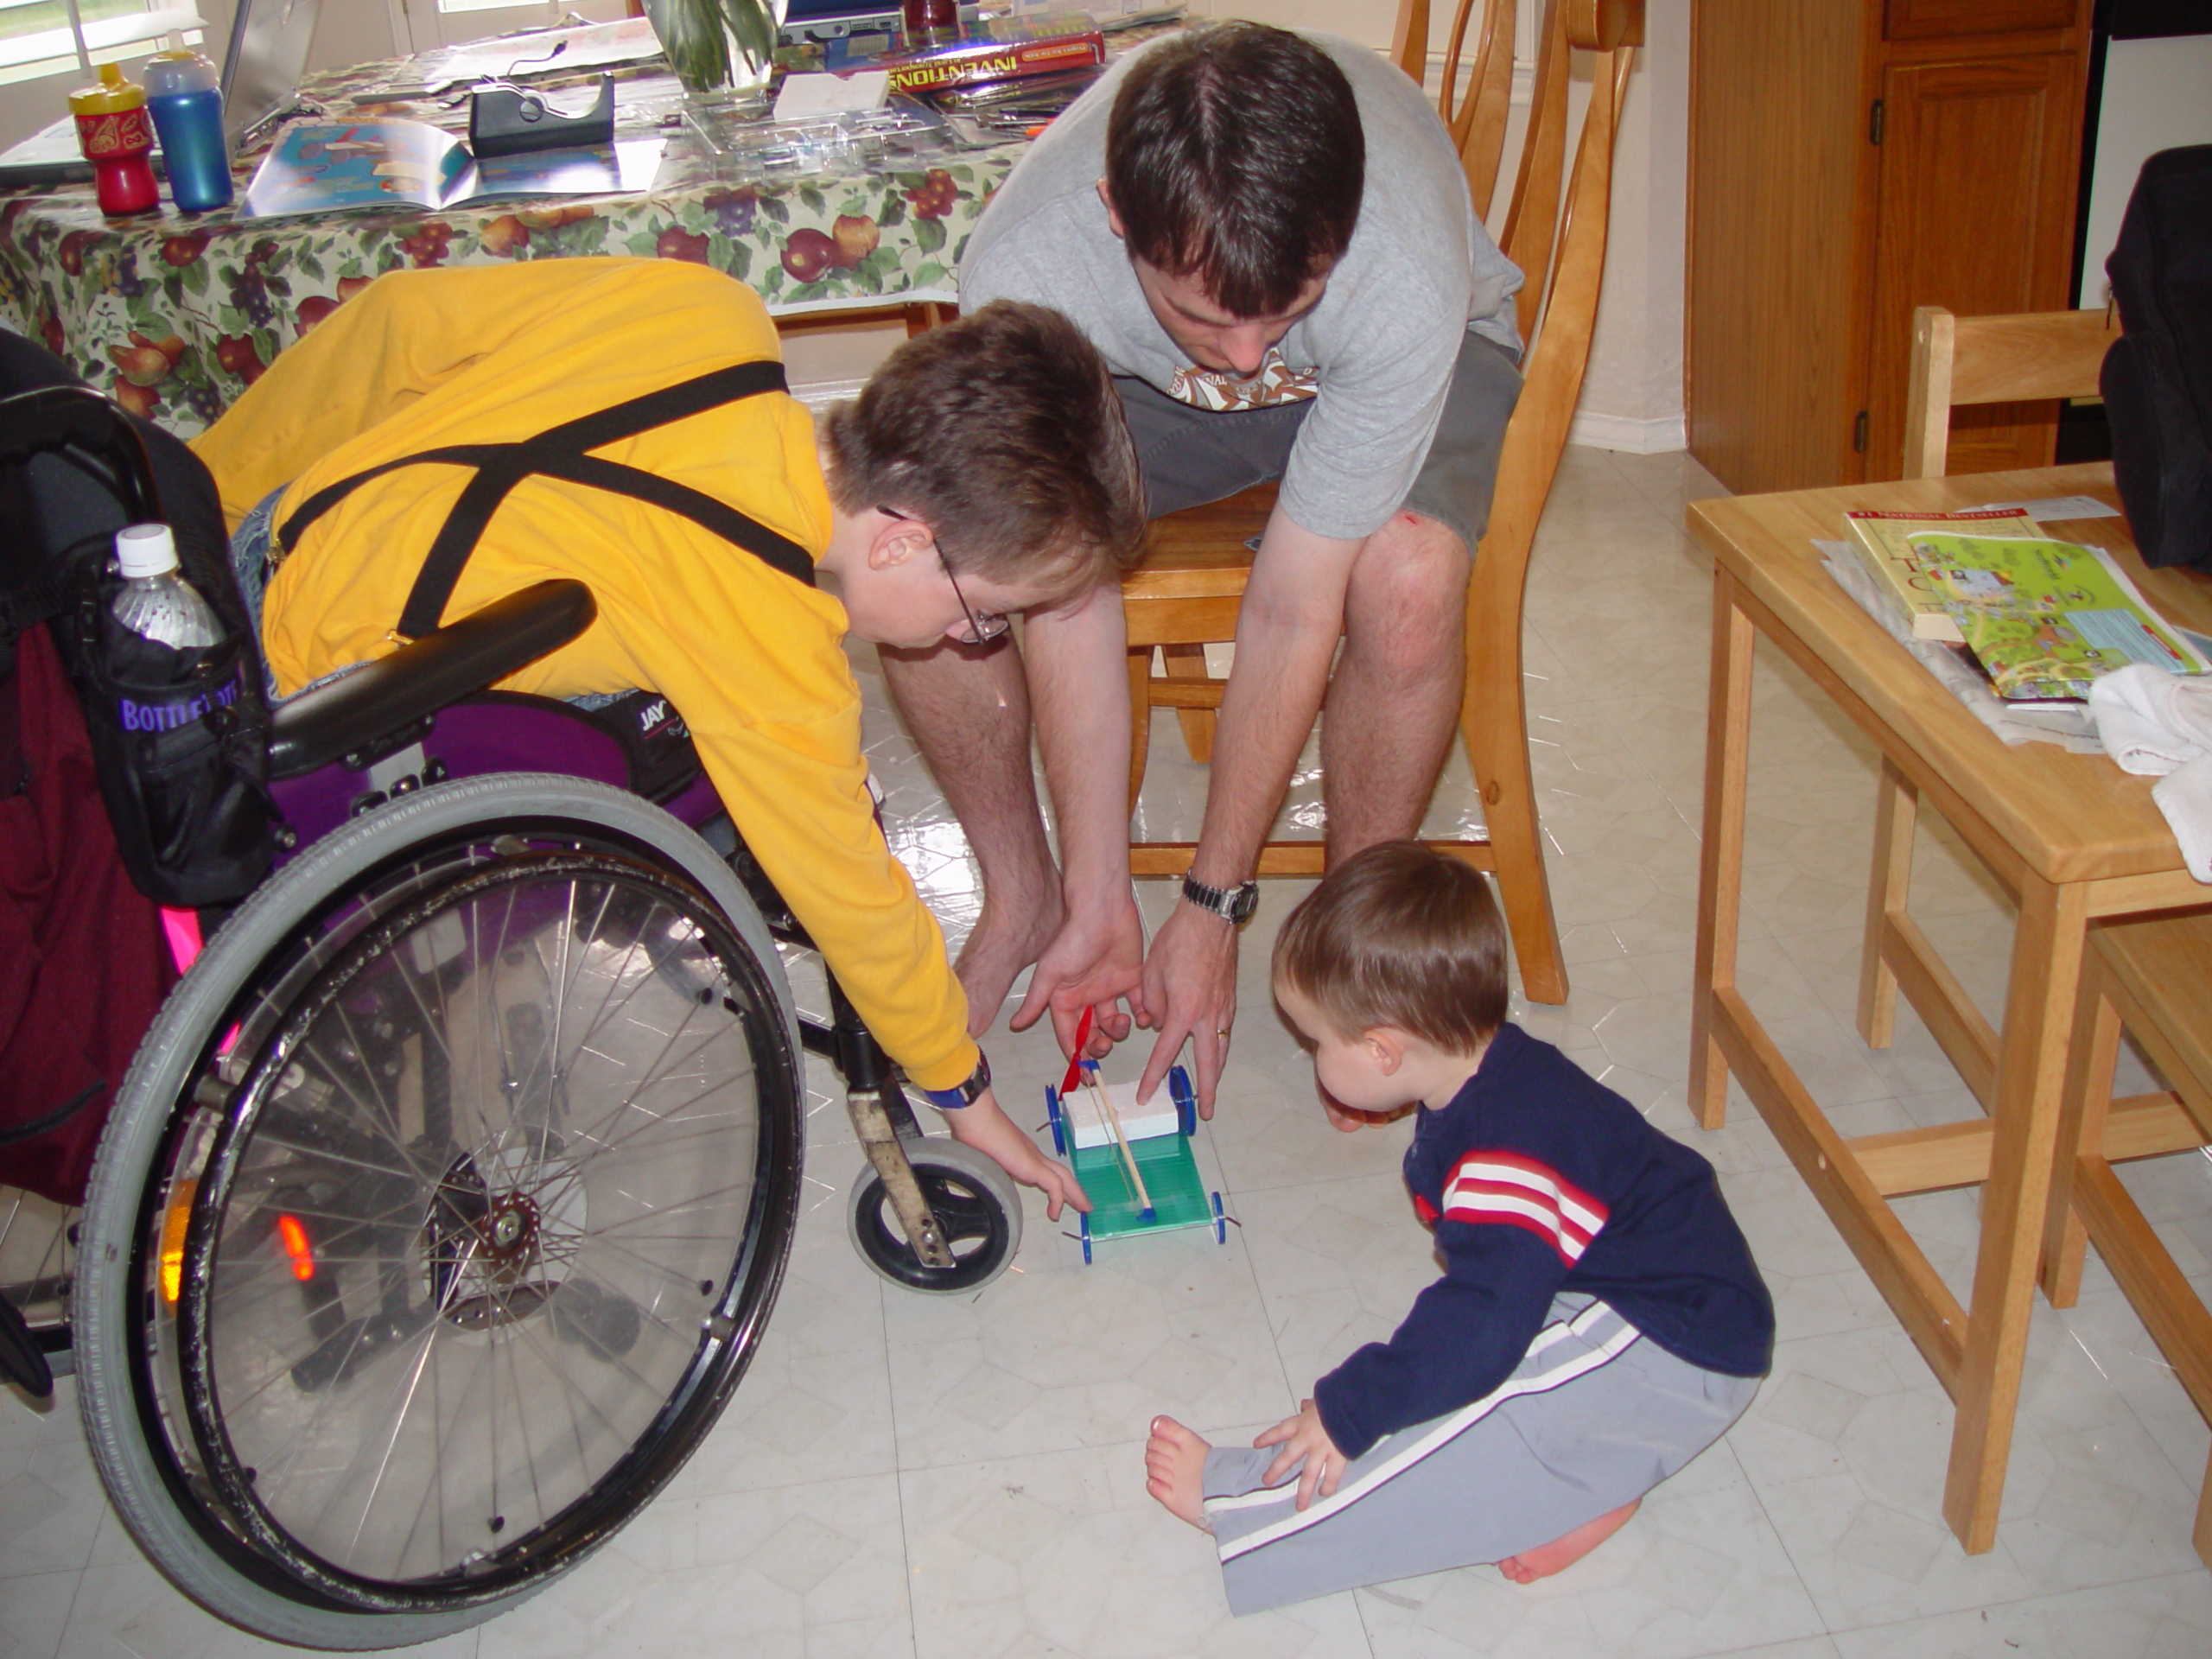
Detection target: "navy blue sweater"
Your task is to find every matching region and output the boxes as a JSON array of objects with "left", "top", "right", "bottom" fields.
[{"left": 1313, "top": 1023, "right": 1774, "bottom": 1459}]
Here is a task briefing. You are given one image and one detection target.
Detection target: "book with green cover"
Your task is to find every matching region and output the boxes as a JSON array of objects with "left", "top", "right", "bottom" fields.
[
  {"left": 1841, "top": 506, "right": 2043, "bottom": 642},
  {"left": 1901, "top": 532, "right": 2207, "bottom": 702}
]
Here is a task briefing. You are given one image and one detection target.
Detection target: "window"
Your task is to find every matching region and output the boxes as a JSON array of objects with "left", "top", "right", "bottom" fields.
[{"left": 0, "top": 0, "right": 207, "bottom": 88}]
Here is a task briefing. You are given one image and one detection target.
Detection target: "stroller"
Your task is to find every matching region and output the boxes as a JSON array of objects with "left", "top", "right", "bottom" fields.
[{"left": 0, "top": 340, "right": 1024, "bottom": 1648}]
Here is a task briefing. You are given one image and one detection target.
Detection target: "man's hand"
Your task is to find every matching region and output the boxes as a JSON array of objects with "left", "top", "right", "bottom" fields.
[
  {"left": 1255, "top": 1398, "right": 1349, "bottom": 1512},
  {"left": 942, "top": 1088, "right": 1090, "bottom": 1222},
  {"left": 1008, "top": 890, "right": 1147, "bottom": 1063},
  {"left": 1135, "top": 899, "right": 1238, "bottom": 1117}
]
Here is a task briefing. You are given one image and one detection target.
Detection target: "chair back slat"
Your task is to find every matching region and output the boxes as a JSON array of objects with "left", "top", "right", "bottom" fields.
[
  {"left": 1901, "top": 305, "right": 2120, "bottom": 478},
  {"left": 1499, "top": 0, "right": 1572, "bottom": 342},
  {"left": 1474, "top": 36, "right": 1635, "bottom": 609}
]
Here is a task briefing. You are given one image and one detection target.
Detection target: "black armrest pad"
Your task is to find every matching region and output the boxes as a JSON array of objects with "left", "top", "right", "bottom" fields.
[{"left": 266, "top": 579, "right": 597, "bottom": 780}]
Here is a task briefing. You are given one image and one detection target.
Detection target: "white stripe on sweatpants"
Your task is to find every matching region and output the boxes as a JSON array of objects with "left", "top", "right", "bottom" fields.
[{"left": 1209, "top": 1300, "right": 1638, "bottom": 1559}]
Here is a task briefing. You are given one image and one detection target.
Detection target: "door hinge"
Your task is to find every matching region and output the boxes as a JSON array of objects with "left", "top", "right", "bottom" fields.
[
  {"left": 1853, "top": 410, "right": 1869, "bottom": 454},
  {"left": 1869, "top": 99, "right": 1885, "bottom": 144}
]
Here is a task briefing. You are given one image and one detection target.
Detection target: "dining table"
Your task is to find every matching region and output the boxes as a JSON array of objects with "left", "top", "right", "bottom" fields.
[
  {"left": 0, "top": 33, "right": 1066, "bottom": 442},
  {"left": 1688, "top": 460, "right": 2212, "bottom": 1556}
]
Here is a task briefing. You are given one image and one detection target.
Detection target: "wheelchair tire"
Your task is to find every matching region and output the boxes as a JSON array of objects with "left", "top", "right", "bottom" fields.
[
  {"left": 73, "top": 775, "right": 804, "bottom": 1649},
  {"left": 846, "top": 1138, "right": 1021, "bottom": 1294}
]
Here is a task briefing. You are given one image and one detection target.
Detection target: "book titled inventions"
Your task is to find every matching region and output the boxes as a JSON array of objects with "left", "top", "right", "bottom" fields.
[{"left": 879, "top": 13, "right": 1106, "bottom": 97}]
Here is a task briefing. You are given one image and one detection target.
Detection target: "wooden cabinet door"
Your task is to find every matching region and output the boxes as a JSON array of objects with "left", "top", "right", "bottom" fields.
[{"left": 1863, "top": 53, "right": 2085, "bottom": 479}]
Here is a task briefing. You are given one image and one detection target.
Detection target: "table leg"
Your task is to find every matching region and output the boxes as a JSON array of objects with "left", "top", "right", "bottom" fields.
[
  {"left": 1942, "top": 872, "right": 2090, "bottom": 1553},
  {"left": 2041, "top": 963, "right": 2120, "bottom": 1310},
  {"left": 1693, "top": 568, "right": 1755, "bottom": 1131},
  {"left": 1858, "top": 760, "right": 1918, "bottom": 1050}
]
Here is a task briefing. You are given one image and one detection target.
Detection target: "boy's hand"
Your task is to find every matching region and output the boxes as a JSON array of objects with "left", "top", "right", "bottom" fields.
[
  {"left": 942, "top": 1088, "right": 1091, "bottom": 1222},
  {"left": 1254, "top": 1398, "right": 1349, "bottom": 1512}
]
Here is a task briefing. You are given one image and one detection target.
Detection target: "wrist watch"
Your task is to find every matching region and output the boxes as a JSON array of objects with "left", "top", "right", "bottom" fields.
[
  {"left": 1181, "top": 873, "right": 1260, "bottom": 925},
  {"left": 918, "top": 1050, "right": 991, "bottom": 1112}
]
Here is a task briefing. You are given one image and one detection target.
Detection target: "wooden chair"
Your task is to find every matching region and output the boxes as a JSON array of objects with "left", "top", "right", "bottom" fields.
[
  {"left": 1120, "top": 0, "right": 1644, "bottom": 1005},
  {"left": 1900, "top": 304, "right": 2124, "bottom": 480},
  {"left": 1859, "top": 304, "right": 2124, "bottom": 1051},
  {"left": 2039, "top": 912, "right": 2212, "bottom": 1568}
]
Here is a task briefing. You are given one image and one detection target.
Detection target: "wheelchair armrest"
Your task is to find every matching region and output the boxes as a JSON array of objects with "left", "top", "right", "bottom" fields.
[{"left": 266, "top": 580, "right": 597, "bottom": 780}]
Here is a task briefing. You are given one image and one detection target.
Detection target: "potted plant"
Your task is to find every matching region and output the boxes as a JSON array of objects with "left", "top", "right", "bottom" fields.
[{"left": 644, "top": 0, "right": 784, "bottom": 96}]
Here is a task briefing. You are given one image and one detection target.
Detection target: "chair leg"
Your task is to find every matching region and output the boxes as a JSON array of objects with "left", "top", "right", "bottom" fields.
[
  {"left": 1127, "top": 646, "right": 1154, "bottom": 819},
  {"left": 1458, "top": 587, "right": 1566, "bottom": 1005},
  {"left": 1160, "top": 643, "right": 1219, "bottom": 764},
  {"left": 2042, "top": 963, "right": 2120, "bottom": 1310},
  {"left": 1858, "top": 760, "right": 1917, "bottom": 1050}
]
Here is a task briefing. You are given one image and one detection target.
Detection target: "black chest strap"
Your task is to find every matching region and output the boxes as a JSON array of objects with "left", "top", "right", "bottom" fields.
[{"left": 276, "top": 359, "right": 816, "bottom": 640}]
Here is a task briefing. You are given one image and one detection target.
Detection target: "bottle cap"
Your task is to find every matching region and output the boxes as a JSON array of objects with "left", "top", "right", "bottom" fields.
[
  {"left": 144, "top": 50, "right": 219, "bottom": 97},
  {"left": 70, "top": 61, "right": 146, "bottom": 117},
  {"left": 116, "top": 523, "right": 180, "bottom": 579}
]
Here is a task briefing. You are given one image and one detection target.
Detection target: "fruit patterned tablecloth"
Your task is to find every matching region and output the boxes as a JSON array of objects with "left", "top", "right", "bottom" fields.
[{"left": 0, "top": 51, "right": 1024, "bottom": 439}]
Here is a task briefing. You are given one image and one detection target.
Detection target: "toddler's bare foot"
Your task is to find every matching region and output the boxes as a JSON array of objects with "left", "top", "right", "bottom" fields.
[
  {"left": 1497, "top": 1497, "right": 1639, "bottom": 1584},
  {"left": 1143, "top": 1416, "right": 1213, "bottom": 1533}
]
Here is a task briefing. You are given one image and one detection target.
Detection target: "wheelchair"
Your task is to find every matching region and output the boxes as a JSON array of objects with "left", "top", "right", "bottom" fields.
[{"left": 0, "top": 373, "right": 1024, "bottom": 1648}]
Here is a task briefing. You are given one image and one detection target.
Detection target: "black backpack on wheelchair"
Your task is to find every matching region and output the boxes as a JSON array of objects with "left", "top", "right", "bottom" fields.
[{"left": 0, "top": 337, "right": 1025, "bottom": 1649}]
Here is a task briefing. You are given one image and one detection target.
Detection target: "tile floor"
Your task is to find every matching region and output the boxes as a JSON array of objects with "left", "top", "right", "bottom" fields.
[{"left": 6, "top": 447, "right": 2212, "bottom": 1657}]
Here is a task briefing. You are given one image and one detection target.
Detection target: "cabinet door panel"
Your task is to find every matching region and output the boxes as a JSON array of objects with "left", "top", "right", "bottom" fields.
[
  {"left": 1865, "top": 54, "right": 2084, "bottom": 478},
  {"left": 1885, "top": 0, "right": 2079, "bottom": 41}
]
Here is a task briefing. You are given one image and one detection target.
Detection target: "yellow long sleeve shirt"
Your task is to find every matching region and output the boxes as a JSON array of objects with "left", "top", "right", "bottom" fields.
[{"left": 191, "top": 258, "right": 977, "bottom": 1091}]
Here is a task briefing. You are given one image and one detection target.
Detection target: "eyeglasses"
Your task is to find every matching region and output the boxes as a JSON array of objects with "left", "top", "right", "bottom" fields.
[{"left": 880, "top": 508, "right": 1009, "bottom": 645}]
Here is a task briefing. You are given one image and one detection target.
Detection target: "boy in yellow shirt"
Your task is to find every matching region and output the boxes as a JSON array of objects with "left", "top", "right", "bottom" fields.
[{"left": 193, "top": 257, "right": 1144, "bottom": 1215}]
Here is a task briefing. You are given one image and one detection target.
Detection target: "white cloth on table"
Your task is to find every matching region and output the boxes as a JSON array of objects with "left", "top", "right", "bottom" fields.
[{"left": 2088, "top": 664, "right": 2212, "bottom": 881}]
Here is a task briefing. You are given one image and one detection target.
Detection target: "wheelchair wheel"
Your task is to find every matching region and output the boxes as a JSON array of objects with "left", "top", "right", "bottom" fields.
[
  {"left": 846, "top": 1138, "right": 1021, "bottom": 1294},
  {"left": 73, "top": 776, "right": 803, "bottom": 1649}
]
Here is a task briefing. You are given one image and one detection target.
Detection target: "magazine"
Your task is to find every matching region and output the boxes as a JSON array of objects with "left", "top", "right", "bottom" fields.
[
  {"left": 243, "top": 119, "right": 664, "bottom": 219},
  {"left": 1899, "top": 532, "right": 2208, "bottom": 702}
]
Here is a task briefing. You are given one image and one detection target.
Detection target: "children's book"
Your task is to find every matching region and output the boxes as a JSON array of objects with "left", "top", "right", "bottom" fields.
[
  {"left": 1899, "top": 532, "right": 2209, "bottom": 702},
  {"left": 243, "top": 119, "right": 664, "bottom": 219},
  {"left": 1842, "top": 507, "right": 2044, "bottom": 643}
]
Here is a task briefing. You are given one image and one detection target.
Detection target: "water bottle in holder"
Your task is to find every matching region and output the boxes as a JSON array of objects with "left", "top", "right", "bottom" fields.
[{"left": 112, "top": 524, "right": 221, "bottom": 654}]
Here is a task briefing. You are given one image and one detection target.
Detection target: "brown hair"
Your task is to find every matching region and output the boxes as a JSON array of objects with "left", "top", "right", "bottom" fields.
[
  {"left": 819, "top": 299, "right": 1146, "bottom": 588},
  {"left": 1105, "top": 22, "right": 1363, "bottom": 319},
  {"left": 1272, "top": 842, "right": 1508, "bottom": 1051}
]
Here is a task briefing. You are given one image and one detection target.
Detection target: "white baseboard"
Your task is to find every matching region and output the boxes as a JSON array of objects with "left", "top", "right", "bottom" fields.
[{"left": 1567, "top": 410, "right": 1686, "bottom": 454}]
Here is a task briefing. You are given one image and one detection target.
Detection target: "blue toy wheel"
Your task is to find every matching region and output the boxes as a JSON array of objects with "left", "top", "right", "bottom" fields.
[
  {"left": 1211, "top": 1191, "right": 1226, "bottom": 1243},
  {"left": 1079, "top": 1212, "right": 1093, "bottom": 1265},
  {"left": 1171, "top": 1065, "right": 1197, "bottom": 1138},
  {"left": 1044, "top": 1084, "right": 1067, "bottom": 1157}
]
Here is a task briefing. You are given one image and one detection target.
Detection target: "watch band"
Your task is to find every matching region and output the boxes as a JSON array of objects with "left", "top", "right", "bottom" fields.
[
  {"left": 1181, "top": 874, "right": 1259, "bottom": 925},
  {"left": 918, "top": 1049, "right": 991, "bottom": 1111}
]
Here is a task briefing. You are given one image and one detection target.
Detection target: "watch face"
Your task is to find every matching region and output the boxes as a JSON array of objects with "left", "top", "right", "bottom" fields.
[{"left": 1228, "top": 883, "right": 1259, "bottom": 925}]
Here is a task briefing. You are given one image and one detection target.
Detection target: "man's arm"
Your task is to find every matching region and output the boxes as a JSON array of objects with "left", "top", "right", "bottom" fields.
[
  {"left": 1013, "top": 579, "right": 1147, "bottom": 1057},
  {"left": 1135, "top": 505, "right": 1362, "bottom": 1113}
]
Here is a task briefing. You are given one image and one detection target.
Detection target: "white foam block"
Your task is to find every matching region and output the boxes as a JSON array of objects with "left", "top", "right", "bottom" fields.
[{"left": 1059, "top": 1079, "right": 1179, "bottom": 1149}]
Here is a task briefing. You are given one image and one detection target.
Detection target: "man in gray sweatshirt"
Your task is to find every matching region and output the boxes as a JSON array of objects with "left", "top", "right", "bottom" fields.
[{"left": 881, "top": 22, "right": 1523, "bottom": 1115}]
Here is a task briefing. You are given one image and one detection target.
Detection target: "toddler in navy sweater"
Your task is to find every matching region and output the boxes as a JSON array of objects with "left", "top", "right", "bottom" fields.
[{"left": 1145, "top": 842, "right": 1774, "bottom": 1611}]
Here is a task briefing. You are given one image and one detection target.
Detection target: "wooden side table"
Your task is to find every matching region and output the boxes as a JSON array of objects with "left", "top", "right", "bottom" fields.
[{"left": 1687, "top": 461, "right": 2212, "bottom": 1554}]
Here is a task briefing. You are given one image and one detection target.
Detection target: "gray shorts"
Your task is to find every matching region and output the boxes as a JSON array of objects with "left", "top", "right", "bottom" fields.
[
  {"left": 1116, "top": 327, "right": 1522, "bottom": 551},
  {"left": 1200, "top": 1296, "right": 1759, "bottom": 1616}
]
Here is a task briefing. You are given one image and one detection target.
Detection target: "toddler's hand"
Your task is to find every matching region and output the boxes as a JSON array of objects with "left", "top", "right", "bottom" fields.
[
  {"left": 943, "top": 1088, "right": 1091, "bottom": 1222},
  {"left": 1254, "top": 1398, "right": 1348, "bottom": 1512}
]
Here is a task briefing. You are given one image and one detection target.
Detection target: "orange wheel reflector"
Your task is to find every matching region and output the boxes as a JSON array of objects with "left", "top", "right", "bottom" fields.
[
  {"left": 276, "top": 1214, "right": 315, "bottom": 1282},
  {"left": 159, "top": 1178, "right": 196, "bottom": 1305}
]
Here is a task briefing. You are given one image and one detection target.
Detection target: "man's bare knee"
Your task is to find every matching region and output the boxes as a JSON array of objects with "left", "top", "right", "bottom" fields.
[{"left": 1346, "top": 512, "right": 1470, "bottom": 666}]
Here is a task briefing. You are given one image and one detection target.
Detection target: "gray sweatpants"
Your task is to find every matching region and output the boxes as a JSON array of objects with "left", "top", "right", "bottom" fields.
[{"left": 1203, "top": 1297, "right": 1759, "bottom": 1615}]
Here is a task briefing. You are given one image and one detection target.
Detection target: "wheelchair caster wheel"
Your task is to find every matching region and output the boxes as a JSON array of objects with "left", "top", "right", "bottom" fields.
[{"left": 846, "top": 1139, "right": 1021, "bottom": 1294}]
